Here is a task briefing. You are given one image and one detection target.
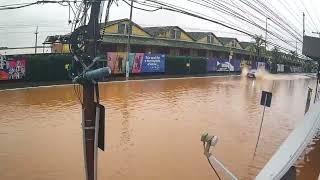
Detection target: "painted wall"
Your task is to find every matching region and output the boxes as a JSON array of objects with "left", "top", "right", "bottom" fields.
[
  {"left": 103, "top": 24, "right": 118, "bottom": 34},
  {"left": 198, "top": 36, "right": 222, "bottom": 45},
  {"left": 102, "top": 21, "right": 150, "bottom": 37},
  {"left": 62, "top": 44, "right": 70, "bottom": 53},
  {"left": 180, "top": 32, "right": 193, "bottom": 41},
  {"left": 132, "top": 26, "right": 150, "bottom": 37}
]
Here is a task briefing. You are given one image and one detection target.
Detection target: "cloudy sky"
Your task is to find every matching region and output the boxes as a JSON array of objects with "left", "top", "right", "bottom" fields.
[{"left": 0, "top": 0, "right": 319, "bottom": 54}]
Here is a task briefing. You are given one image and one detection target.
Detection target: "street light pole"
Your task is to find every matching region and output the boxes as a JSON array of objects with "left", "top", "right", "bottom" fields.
[
  {"left": 35, "top": 26, "right": 38, "bottom": 54},
  {"left": 265, "top": 17, "right": 269, "bottom": 62}
]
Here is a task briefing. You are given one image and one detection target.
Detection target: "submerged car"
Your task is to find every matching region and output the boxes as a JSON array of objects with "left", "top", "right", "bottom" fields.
[{"left": 247, "top": 69, "right": 257, "bottom": 78}]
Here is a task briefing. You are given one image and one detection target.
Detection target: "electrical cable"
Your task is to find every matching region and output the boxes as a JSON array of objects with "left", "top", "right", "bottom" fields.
[
  {"left": 122, "top": 0, "right": 161, "bottom": 12},
  {"left": 139, "top": 0, "right": 309, "bottom": 60}
]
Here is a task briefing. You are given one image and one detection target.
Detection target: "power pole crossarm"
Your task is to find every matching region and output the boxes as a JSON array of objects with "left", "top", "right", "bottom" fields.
[{"left": 303, "top": 12, "right": 305, "bottom": 37}]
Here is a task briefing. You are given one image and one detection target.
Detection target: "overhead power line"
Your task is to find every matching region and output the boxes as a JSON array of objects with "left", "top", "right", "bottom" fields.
[
  {"left": 132, "top": 0, "right": 307, "bottom": 59},
  {"left": 297, "top": 0, "right": 319, "bottom": 31},
  {"left": 171, "top": 0, "right": 301, "bottom": 50},
  {"left": 0, "top": 0, "right": 108, "bottom": 10}
]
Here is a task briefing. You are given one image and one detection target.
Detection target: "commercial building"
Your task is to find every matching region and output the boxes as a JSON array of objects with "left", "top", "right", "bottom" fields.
[{"left": 44, "top": 18, "right": 255, "bottom": 60}]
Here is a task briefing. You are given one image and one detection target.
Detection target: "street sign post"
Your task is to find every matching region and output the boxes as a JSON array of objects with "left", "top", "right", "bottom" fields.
[{"left": 253, "top": 91, "right": 273, "bottom": 159}]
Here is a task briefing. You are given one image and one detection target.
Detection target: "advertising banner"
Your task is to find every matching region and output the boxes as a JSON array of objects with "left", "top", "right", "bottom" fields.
[
  {"left": 141, "top": 54, "right": 165, "bottom": 73},
  {"left": 129, "top": 53, "right": 144, "bottom": 73},
  {"left": 207, "top": 57, "right": 241, "bottom": 72},
  {"left": 109, "top": 52, "right": 165, "bottom": 74},
  {"left": 207, "top": 58, "right": 217, "bottom": 72},
  {"left": 216, "top": 58, "right": 231, "bottom": 72},
  {"left": 230, "top": 59, "right": 241, "bottom": 72},
  {"left": 277, "top": 64, "right": 285, "bottom": 72},
  {"left": 0, "top": 55, "right": 26, "bottom": 80},
  {"left": 290, "top": 66, "right": 302, "bottom": 73},
  {"left": 106, "top": 52, "right": 127, "bottom": 74},
  {"left": 257, "top": 62, "right": 266, "bottom": 71}
]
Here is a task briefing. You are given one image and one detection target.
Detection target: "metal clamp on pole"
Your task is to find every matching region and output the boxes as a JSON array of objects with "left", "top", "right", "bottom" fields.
[
  {"left": 201, "top": 133, "right": 218, "bottom": 158},
  {"left": 201, "top": 132, "right": 238, "bottom": 180},
  {"left": 73, "top": 67, "right": 111, "bottom": 84}
]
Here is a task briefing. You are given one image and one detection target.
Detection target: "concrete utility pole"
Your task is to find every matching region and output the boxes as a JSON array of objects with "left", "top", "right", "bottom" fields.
[
  {"left": 126, "top": 0, "right": 134, "bottom": 80},
  {"left": 83, "top": 1, "right": 102, "bottom": 180},
  {"left": 303, "top": 12, "right": 305, "bottom": 36},
  {"left": 34, "top": 26, "right": 38, "bottom": 54}
]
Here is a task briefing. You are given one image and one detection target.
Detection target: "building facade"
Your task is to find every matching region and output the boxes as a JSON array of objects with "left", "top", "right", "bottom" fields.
[{"left": 45, "top": 18, "right": 256, "bottom": 61}]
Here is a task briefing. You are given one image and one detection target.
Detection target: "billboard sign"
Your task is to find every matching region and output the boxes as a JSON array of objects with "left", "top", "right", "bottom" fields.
[
  {"left": 230, "top": 59, "right": 241, "bottom": 71},
  {"left": 207, "top": 57, "right": 240, "bottom": 72},
  {"left": 257, "top": 62, "right": 266, "bottom": 71},
  {"left": 0, "top": 55, "right": 26, "bottom": 80},
  {"left": 128, "top": 53, "right": 166, "bottom": 74},
  {"left": 130, "top": 53, "right": 144, "bottom": 73},
  {"left": 106, "top": 52, "right": 127, "bottom": 74},
  {"left": 207, "top": 58, "right": 217, "bottom": 72},
  {"left": 277, "top": 64, "right": 284, "bottom": 72},
  {"left": 141, "top": 54, "right": 165, "bottom": 73}
]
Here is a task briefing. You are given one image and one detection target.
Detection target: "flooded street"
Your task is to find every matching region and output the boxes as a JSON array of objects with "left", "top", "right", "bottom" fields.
[{"left": 0, "top": 75, "right": 320, "bottom": 180}]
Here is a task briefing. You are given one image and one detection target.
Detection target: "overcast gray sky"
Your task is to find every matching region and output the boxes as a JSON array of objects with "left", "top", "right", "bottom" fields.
[{"left": 0, "top": 0, "right": 319, "bottom": 54}]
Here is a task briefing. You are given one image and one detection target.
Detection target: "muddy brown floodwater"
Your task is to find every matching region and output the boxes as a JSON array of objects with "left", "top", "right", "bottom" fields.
[{"left": 0, "top": 75, "right": 320, "bottom": 180}]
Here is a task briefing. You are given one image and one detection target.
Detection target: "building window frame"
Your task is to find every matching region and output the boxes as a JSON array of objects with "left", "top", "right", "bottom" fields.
[
  {"left": 171, "top": 29, "right": 181, "bottom": 40},
  {"left": 231, "top": 40, "right": 237, "bottom": 48},
  {"left": 118, "top": 23, "right": 132, "bottom": 35},
  {"left": 207, "top": 35, "right": 213, "bottom": 44}
]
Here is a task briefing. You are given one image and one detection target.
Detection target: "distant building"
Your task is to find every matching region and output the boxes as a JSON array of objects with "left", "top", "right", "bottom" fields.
[{"left": 44, "top": 18, "right": 254, "bottom": 60}]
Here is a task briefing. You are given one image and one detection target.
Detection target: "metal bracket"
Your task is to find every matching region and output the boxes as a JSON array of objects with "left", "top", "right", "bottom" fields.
[{"left": 200, "top": 132, "right": 238, "bottom": 180}]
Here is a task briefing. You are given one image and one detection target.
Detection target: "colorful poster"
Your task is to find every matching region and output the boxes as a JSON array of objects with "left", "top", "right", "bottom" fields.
[
  {"left": 207, "top": 57, "right": 240, "bottom": 72},
  {"left": 106, "top": 52, "right": 127, "bottom": 74},
  {"left": 0, "top": 55, "right": 26, "bottom": 80},
  {"left": 230, "top": 59, "right": 241, "bottom": 72},
  {"left": 277, "top": 64, "right": 284, "bottom": 72},
  {"left": 257, "top": 62, "right": 266, "bottom": 71},
  {"left": 216, "top": 58, "right": 234, "bottom": 72},
  {"left": 207, "top": 58, "right": 217, "bottom": 72},
  {"left": 141, "top": 54, "right": 165, "bottom": 73},
  {"left": 131, "top": 53, "right": 144, "bottom": 73}
]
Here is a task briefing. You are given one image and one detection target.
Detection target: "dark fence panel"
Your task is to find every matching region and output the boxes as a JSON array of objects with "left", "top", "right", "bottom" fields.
[
  {"left": 189, "top": 57, "right": 207, "bottom": 74},
  {"left": 26, "top": 54, "right": 72, "bottom": 82},
  {"left": 165, "top": 56, "right": 189, "bottom": 75}
]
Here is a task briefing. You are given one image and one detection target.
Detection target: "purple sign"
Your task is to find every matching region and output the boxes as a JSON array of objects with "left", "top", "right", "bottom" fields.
[
  {"left": 207, "top": 57, "right": 241, "bottom": 72},
  {"left": 207, "top": 58, "right": 217, "bottom": 72},
  {"left": 141, "top": 54, "right": 165, "bottom": 73},
  {"left": 230, "top": 59, "right": 241, "bottom": 71}
]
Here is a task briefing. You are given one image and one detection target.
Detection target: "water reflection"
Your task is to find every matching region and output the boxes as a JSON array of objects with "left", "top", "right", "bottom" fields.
[{"left": 0, "top": 75, "right": 319, "bottom": 180}]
